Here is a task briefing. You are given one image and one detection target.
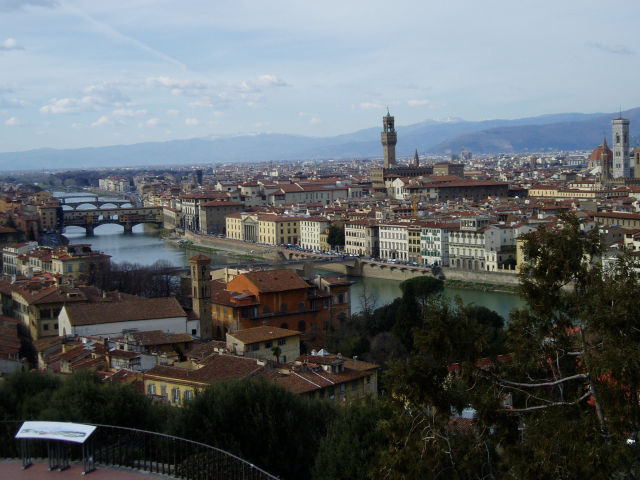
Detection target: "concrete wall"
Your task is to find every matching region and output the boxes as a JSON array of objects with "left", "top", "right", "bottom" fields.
[
  {"left": 441, "top": 267, "right": 520, "bottom": 286},
  {"left": 184, "top": 231, "right": 280, "bottom": 260}
]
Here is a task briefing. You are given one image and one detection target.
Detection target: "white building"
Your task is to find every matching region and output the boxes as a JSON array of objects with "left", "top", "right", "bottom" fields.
[
  {"left": 299, "top": 217, "right": 330, "bottom": 251},
  {"left": 58, "top": 297, "right": 199, "bottom": 338},
  {"left": 2, "top": 242, "right": 38, "bottom": 276},
  {"left": 379, "top": 223, "right": 409, "bottom": 261},
  {"left": 421, "top": 223, "right": 451, "bottom": 267}
]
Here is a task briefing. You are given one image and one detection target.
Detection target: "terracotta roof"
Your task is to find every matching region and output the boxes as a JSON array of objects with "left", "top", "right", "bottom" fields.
[
  {"left": 63, "top": 297, "right": 186, "bottom": 326},
  {"left": 144, "top": 354, "right": 263, "bottom": 385},
  {"left": 129, "top": 330, "right": 193, "bottom": 346},
  {"left": 235, "top": 269, "right": 309, "bottom": 293},
  {"left": 227, "top": 326, "right": 301, "bottom": 344}
]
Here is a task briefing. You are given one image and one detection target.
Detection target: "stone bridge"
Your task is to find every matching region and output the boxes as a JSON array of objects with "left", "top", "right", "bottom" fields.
[
  {"left": 62, "top": 207, "right": 163, "bottom": 235},
  {"left": 57, "top": 193, "right": 135, "bottom": 210}
]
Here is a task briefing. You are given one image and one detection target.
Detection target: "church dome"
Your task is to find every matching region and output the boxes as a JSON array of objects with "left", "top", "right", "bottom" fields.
[{"left": 590, "top": 142, "right": 612, "bottom": 163}]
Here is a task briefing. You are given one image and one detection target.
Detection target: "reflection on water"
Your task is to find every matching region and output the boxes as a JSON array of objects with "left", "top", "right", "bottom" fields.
[
  {"left": 347, "top": 275, "right": 524, "bottom": 320},
  {"left": 64, "top": 223, "right": 525, "bottom": 321}
]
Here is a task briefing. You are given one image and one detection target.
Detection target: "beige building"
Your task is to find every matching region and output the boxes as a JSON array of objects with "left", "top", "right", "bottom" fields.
[
  {"left": 198, "top": 200, "right": 244, "bottom": 235},
  {"left": 226, "top": 326, "right": 301, "bottom": 363},
  {"left": 345, "top": 219, "right": 379, "bottom": 257}
]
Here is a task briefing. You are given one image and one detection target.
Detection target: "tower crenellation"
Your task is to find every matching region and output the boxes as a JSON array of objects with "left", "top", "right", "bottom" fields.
[{"left": 381, "top": 110, "right": 397, "bottom": 168}]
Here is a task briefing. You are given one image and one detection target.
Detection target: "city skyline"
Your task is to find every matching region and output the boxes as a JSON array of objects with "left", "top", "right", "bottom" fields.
[{"left": 1, "top": 0, "right": 640, "bottom": 153}]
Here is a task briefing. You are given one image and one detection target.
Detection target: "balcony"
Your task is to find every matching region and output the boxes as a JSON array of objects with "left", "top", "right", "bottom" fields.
[{"left": 0, "top": 421, "right": 277, "bottom": 480}]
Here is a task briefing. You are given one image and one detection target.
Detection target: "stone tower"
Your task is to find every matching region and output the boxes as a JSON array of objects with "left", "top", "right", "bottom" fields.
[
  {"left": 190, "top": 255, "right": 212, "bottom": 339},
  {"left": 381, "top": 110, "right": 397, "bottom": 168},
  {"left": 612, "top": 117, "right": 630, "bottom": 178},
  {"left": 600, "top": 137, "right": 611, "bottom": 180}
]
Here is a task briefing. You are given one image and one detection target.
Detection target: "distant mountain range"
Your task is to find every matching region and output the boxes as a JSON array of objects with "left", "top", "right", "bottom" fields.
[{"left": 2, "top": 108, "right": 640, "bottom": 171}]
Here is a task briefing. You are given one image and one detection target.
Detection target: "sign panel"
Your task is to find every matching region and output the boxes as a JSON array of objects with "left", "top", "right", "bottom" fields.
[{"left": 15, "top": 421, "right": 96, "bottom": 444}]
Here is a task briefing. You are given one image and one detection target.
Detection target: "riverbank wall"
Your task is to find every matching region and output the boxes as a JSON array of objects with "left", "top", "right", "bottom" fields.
[
  {"left": 441, "top": 267, "right": 520, "bottom": 287},
  {"left": 183, "top": 231, "right": 281, "bottom": 261}
]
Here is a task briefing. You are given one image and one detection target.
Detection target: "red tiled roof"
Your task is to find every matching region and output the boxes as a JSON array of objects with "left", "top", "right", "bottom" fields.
[{"left": 63, "top": 297, "right": 186, "bottom": 326}]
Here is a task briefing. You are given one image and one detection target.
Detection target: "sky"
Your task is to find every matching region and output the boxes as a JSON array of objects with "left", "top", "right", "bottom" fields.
[{"left": 1, "top": 0, "right": 640, "bottom": 153}]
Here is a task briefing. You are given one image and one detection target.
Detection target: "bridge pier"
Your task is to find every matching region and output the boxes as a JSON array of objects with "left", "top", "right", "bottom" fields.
[
  {"left": 123, "top": 223, "right": 133, "bottom": 234},
  {"left": 85, "top": 224, "right": 94, "bottom": 236}
]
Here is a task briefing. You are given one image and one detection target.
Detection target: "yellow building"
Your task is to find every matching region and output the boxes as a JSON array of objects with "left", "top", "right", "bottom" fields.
[
  {"left": 50, "top": 244, "right": 111, "bottom": 285},
  {"left": 143, "top": 354, "right": 263, "bottom": 406},
  {"left": 258, "top": 214, "right": 301, "bottom": 246}
]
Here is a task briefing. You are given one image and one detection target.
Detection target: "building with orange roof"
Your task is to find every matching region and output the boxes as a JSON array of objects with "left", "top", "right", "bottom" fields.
[{"left": 210, "top": 269, "right": 334, "bottom": 346}]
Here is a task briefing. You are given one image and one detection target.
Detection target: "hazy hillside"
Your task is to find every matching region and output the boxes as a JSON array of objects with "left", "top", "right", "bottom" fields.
[
  {"left": 0, "top": 110, "right": 636, "bottom": 171},
  {"left": 431, "top": 108, "right": 640, "bottom": 154}
]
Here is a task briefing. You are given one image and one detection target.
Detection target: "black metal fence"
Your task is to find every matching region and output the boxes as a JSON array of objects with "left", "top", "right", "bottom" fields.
[{"left": 0, "top": 421, "right": 278, "bottom": 480}]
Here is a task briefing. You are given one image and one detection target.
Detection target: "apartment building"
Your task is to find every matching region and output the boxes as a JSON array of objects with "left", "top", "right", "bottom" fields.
[{"left": 344, "top": 219, "right": 379, "bottom": 257}]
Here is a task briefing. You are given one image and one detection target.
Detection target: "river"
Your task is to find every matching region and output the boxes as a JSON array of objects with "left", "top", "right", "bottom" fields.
[
  {"left": 62, "top": 224, "right": 523, "bottom": 320},
  {"left": 57, "top": 192, "right": 525, "bottom": 320}
]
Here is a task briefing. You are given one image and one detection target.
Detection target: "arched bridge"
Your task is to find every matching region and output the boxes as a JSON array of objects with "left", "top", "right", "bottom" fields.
[
  {"left": 57, "top": 193, "right": 136, "bottom": 210},
  {"left": 63, "top": 207, "right": 163, "bottom": 235}
]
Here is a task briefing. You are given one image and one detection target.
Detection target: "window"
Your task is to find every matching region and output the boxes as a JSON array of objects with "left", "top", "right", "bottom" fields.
[
  {"left": 263, "top": 305, "right": 270, "bottom": 314},
  {"left": 147, "top": 384, "right": 156, "bottom": 395},
  {"left": 367, "top": 375, "right": 371, "bottom": 384},
  {"left": 329, "top": 386, "right": 335, "bottom": 399},
  {"left": 298, "top": 301, "right": 305, "bottom": 310},
  {"left": 340, "top": 384, "right": 346, "bottom": 395},
  {"left": 184, "top": 390, "right": 193, "bottom": 402},
  {"left": 352, "top": 380, "right": 358, "bottom": 391},
  {"left": 160, "top": 386, "right": 167, "bottom": 399},
  {"left": 298, "top": 320, "right": 306, "bottom": 332},
  {"left": 264, "top": 341, "right": 272, "bottom": 349},
  {"left": 251, "top": 343, "right": 260, "bottom": 351},
  {"left": 280, "top": 303, "right": 287, "bottom": 312},
  {"left": 43, "top": 324, "right": 49, "bottom": 331},
  {"left": 172, "top": 388, "right": 180, "bottom": 404}
]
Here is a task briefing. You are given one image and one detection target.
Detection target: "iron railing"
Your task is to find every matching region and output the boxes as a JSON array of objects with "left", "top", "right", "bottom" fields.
[{"left": 0, "top": 421, "right": 278, "bottom": 480}]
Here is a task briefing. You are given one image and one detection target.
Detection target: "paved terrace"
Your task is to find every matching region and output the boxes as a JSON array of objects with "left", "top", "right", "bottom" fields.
[{"left": 0, "top": 460, "right": 168, "bottom": 479}]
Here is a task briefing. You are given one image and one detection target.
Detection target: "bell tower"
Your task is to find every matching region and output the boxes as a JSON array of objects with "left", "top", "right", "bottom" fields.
[
  {"left": 381, "top": 109, "right": 397, "bottom": 168},
  {"left": 190, "top": 255, "right": 212, "bottom": 339},
  {"left": 612, "top": 116, "right": 630, "bottom": 178}
]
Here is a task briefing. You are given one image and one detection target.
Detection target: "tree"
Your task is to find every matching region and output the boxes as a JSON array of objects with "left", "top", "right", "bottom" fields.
[
  {"left": 327, "top": 224, "right": 345, "bottom": 250},
  {"left": 39, "top": 371, "right": 159, "bottom": 430},
  {"left": 392, "top": 276, "right": 444, "bottom": 350},
  {"left": 171, "top": 378, "right": 336, "bottom": 480},
  {"left": 312, "top": 400, "right": 391, "bottom": 480},
  {"left": 373, "top": 214, "right": 640, "bottom": 478}
]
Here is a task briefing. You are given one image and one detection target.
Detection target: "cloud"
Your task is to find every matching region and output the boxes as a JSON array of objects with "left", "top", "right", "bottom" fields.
[
  {"left": 112, "top": 108, "right": 146, "bottom": 117},
  {"left": 4, "top": 116, "right": 20, "bottom": 126},
  {"left": 0, "top": 38, "right": 23, "bottom": 51},
  {"left": 146, "top": 76, "right": 207, "bottom": 96},
  {"left": 0, "top": 0, "right": 57, "bottom": 12},
  {"left": 188, "top": 99, "right": 215, "bottom": 108},
  {"left": 407, "top": 99, "right": 430, "bottom": 107},
  {"left": 91, "top": 115, "right": 111, "bottom": 127},
  {"left": 146, "top": 117, "right": 160, "bottom": 126},
  {"left": 40, "top": 98, "right": 85, "bottom": 114},
  {"left": 167, "top": 109, "right": 180, "bottom": 115},
  {"left": 587, "top": 41, "right": 636, "bottom": 56},
  {"left": 0, "top": 97, "right": 27, "bottom": 108},
  {"left": 257, "top": 74, "right": 290, "bottom": 87},
  {"left": 185, "top": 118, "right": 199, "bottom": 126},
  {"left": 359, "top": 101, "right": 385, "bottom": 110},
  {"left": 40, "top": 83, "right": 130, "bottom": 114},
  {"left": 83, "top": 82, "right": 130, "bottom": 106}
]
